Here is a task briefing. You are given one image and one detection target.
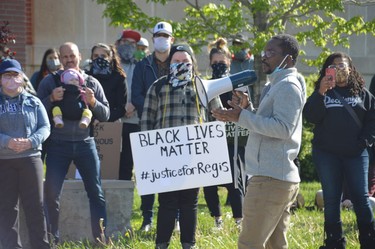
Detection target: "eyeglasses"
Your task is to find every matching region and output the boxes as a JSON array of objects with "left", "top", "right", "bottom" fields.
[
  {"left": 328, "top": 63, "right": 348, "bottom": 70},
  {"left": 261, "top": 50, "right": 282, "bottom": 58}
]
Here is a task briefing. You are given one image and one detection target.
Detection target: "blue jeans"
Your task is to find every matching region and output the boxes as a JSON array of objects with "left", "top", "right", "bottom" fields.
[
  {"left": 44, "top": 139, "right": 107, "bottom": 242},
  {"left": 313, "top": 147, "right": 374, "bottom": 226}
]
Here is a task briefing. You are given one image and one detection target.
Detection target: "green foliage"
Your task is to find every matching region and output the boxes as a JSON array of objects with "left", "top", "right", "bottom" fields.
[
  {"left": 95, "top": 0, "right": 375, "bottom": 106},
  {"left": 94, "top": 0, "right": 374, "bottom": 178}
]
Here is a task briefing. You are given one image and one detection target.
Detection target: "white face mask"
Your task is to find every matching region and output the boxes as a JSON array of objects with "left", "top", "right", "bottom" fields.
[
  {"left": 154, "top": 37, "right": 171, "bottom": 53},
  {"left": 1, "top": 74, "right": 23, "bottom": 91}
]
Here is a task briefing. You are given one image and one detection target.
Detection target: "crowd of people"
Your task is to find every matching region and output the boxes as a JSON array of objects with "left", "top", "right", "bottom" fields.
[{"left": 1, "top": 20, "right": 375, "bottom": 249}]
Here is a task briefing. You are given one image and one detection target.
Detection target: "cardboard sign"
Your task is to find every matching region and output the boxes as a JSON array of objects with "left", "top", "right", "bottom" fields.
[
  {"left": 130, "top": 121, "right": 232, "bottom": 195},
  {"left": 66, "top": 122, "right": 122, "bottom": 179}
]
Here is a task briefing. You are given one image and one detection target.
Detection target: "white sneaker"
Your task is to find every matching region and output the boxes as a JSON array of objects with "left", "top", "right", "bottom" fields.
[
  {"left": 215, "top": 218, "right": 223, "bottom": 229},
  {"left": 53, "top": 115, "right": 64, "bottom": 128},
  {"left": 235, "top": 219, "right": 242, "bottom": 230}
]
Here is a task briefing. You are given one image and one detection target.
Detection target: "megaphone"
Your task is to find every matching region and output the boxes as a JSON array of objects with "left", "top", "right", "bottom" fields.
[{"left": 195, "top": 69, "right": 258, "bottom": 108}]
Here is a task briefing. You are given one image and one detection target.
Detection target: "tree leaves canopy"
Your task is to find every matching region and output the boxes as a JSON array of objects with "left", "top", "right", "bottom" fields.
[{"left": 96, "top": 0, "right": 375, "bottom": 104}]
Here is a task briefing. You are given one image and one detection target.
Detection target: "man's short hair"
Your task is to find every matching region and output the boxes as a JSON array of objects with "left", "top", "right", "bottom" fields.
[{"left": 272, "top": 34, "right": 299, "bottom": 63}]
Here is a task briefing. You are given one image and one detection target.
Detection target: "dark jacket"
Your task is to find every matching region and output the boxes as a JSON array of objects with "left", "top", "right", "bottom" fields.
[
  {"left": 303, "top": 86, "right": 375, "bottom": 156},
  {"left": 87, "top": 70, "right": 127, "bottom": 122},
  {"left": 131, "top": 53, "right": 163, "bottom": 118}
]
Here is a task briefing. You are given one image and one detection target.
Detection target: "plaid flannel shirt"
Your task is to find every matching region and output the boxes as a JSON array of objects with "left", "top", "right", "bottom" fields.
[{"left": 141, "top": 76, "right": 221, "bottom": 131}]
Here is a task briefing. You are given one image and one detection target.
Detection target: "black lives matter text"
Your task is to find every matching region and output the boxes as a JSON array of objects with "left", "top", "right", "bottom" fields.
[{"left": 137, "top": 123, "right": 224, "bottom": 157}]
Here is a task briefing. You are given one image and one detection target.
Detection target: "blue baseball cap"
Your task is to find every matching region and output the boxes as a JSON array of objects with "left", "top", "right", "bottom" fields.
[{"left": 0, "top": 59, "right": 23, "bottom": 74}]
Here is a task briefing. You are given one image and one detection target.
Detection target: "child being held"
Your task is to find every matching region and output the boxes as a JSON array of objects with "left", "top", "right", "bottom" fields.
[{"left": 52, "top": 69, "right": 92, "bottom": 129}]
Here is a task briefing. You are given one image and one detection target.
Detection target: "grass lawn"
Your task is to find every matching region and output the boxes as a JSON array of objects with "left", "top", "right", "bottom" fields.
[{"left": 56, "top": 181, "right": 365, "bottom": 249}]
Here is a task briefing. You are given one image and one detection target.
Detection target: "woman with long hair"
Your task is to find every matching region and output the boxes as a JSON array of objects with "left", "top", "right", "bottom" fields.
[
  {"left": 203, "top": 37, "right": 244, "bottom": 229},
  {"left": 303, "top": 52, "right": 375, "bottom": 249},
  {"left": 30, "top": 48, "right": 61, "bottom": 91},
  {"left": 86, "top": 43, "right": 127, "bottom": 122}
]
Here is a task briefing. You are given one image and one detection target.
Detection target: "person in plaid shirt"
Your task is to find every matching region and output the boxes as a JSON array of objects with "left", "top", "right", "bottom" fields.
[{"left": 141, "top": 44, "right": 221, "bottom": 249}]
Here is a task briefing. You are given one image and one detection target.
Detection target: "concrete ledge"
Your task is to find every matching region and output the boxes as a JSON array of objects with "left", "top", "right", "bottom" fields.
[
  {"left": 59, "top": 180, "right": 134, "bottom": 241},
  {"left": 12, "top": 179, "right": 134, "bottom": 248}
]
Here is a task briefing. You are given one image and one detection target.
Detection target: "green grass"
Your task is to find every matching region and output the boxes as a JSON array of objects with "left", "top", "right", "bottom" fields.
[{"left": 56, "top": 182, "right": 364, "bottom": 249}]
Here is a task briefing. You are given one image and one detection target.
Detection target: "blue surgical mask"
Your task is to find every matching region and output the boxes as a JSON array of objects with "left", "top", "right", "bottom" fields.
[
  {"left": 272, "top": 54, "right": 289, "bottom": 74},
  {"left": 46, "top": 59, "right": 61, "bottom": 72},
  {"left": 233, "top": 50, "right": 249, "bottom": 61}
]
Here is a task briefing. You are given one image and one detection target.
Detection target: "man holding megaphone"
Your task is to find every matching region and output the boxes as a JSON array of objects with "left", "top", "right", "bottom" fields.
[{"left": 212, "top": 34, "right": 306, "bottom": 249}]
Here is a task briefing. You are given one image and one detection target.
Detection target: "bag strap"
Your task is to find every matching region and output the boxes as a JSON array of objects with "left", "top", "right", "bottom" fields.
[{"left": 332, "top": 89, "right": 362, "bottom": 128}]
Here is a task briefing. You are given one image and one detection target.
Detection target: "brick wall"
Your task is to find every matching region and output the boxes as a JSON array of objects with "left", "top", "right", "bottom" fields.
[{"left": 0, "top": 0, "right": 32, "bottom": 66}]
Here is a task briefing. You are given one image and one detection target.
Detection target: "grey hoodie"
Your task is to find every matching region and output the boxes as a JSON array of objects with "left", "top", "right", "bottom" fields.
[{"left": 238, "top": 68, "right": 306, "bottom": 183}]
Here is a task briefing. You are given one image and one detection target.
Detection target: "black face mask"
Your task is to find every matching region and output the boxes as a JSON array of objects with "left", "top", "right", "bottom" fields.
[
  {"left": 92, "top": 57, "right": 111, "bottom": 75},
  {"left": 211, "top": 62, "right": 229, "bottom": 79}
]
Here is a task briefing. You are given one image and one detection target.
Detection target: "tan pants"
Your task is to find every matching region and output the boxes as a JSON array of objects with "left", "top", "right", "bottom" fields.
[{"left": 238, "top": 176, "right": 299, "bottom": 249}]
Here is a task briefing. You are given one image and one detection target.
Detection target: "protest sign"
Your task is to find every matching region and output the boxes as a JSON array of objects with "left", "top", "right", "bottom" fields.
[{"left": 130, "top": 121, "right": 232, "bottom": 195}]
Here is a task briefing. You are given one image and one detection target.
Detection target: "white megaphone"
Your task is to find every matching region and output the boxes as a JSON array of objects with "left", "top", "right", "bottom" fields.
[{"left": 195, "top": 70, "right": 258, "bottom": 108}]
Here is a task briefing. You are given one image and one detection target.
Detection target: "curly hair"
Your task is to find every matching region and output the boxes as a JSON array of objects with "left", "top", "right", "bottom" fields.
[
  {"left": 90, "top": 43, "right": 126, "bottom": 78},
  {"left": 315, "top": 52, "right": 365, "bottom": 96},
  {"left": 208, "top": 37, "right": 231, "bottom": 63}
]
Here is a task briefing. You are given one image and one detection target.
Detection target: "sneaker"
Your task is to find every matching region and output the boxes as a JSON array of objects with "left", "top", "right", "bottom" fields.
[
  {"left": 53, "top": 115, "right": 64, "bottom": 128},
  {"left": 155, "top": 242, "right": 169, "bottom": 249},
  {"left": 235, "top": 219, "right": 242, "bottom": 230},
  {"left": 182, "top": 243, "right": 196, "bottom": 249},
  {"left": 215, "top": 218, "right": 223, "bottom": 229},
  {"left": 139, "top": 222, "right": 152, "bottom": 232}
]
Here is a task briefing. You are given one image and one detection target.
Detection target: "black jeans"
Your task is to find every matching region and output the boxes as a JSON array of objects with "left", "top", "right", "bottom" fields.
[
  {"left": 156, "top": 188, "right": 199, "bottom": 245},
  {"left": 0, "top": 156, "right": 50, "bottom": 249},
  {"left": 119, "top": 123, "right": 140, "bottom": 180}
]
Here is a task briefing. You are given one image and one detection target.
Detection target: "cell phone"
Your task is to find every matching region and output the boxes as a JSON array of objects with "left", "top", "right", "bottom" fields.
[{"left": 325, "top": 67, "right": 336, "bottom": 83}]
